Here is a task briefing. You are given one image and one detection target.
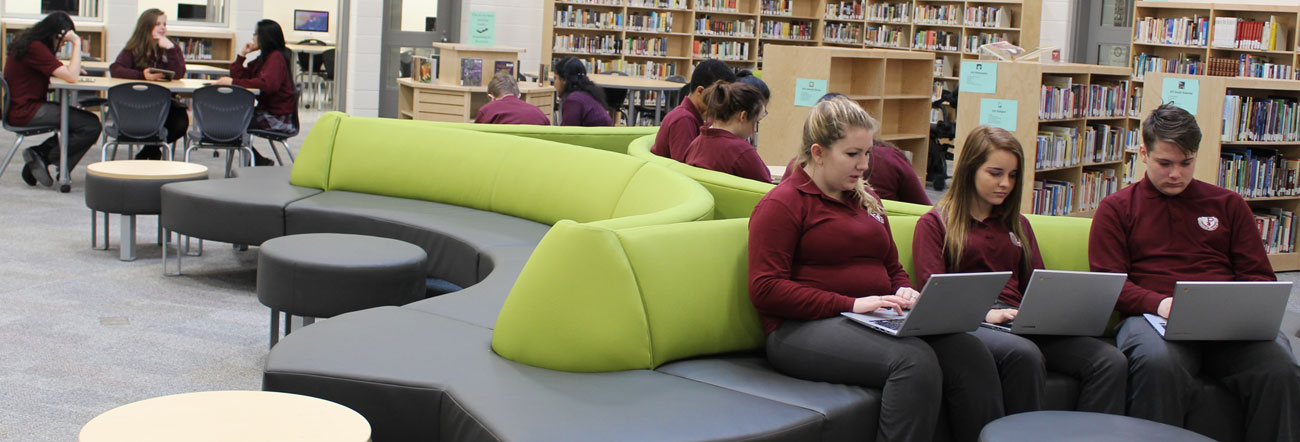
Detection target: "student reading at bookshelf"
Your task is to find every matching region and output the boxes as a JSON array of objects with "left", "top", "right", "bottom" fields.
[
  {"left": 913, "top": 125, "right": 1126, "bottom": 416},
  {"left": 551, "top": 57, "right": 611, "bottom": 127},
  {"left": 109, "top": 8, "right": 188, "bottom": 160},
  {"left": 1089, "top": 104, "right": 1300, "bottom": 440},
  {"left": 681, "top": 81, "right": 770, "bottom": 182},
  {"left": 214, "top": 19, "right": 297, "bottom": 166},
  {"left": 474, "top": 73, "right": 550, "bottom": 126},
  {"left": 4, "top": 11, "right": 103, "bottom": 187},
  {"left": 651, "top": 59, "right": 736, "bottom": 161}
]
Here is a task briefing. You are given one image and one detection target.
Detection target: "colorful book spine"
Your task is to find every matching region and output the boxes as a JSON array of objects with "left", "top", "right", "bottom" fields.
[
  {"left": 823, "top": 22, "right": 863, "bottom": 44},
  {"left": 692, "top": 39, "right": 750, "bottom": 60},
  {"left": 867, "top": 2, "right": 909, "bottom": 23},
  {"left": 826, "top": 1, "right": 866, "bottom": 20},
  {"left": 695, "top": 15, "right": 756, "bottom": 37}
]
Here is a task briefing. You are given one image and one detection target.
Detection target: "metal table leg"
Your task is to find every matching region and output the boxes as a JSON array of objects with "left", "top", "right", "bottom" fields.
[
  {"left": 119, "top": 214, "right": 136, "bottom": 261},
  {"left": 58, "top": 89, "right": 70, "bottom": 193}
]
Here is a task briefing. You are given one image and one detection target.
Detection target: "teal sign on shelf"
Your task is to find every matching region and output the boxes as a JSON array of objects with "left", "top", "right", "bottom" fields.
[
  {"left": 794, "top": 78, "right": 828, "bottom": 107},
  {"left": 960, "top": 62, "right": 997, "bottom": 94},
  {"left": 979, "top": 98, "right": 1018, "bottom": 132},
  {"left": 1161, "top": 77, "right": 1199, "bottom": 115},
  {"left": 469, "top": 11, "right": 496, "bottom": 46}
]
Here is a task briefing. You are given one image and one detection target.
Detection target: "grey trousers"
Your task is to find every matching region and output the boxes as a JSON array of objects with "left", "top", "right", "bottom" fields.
[
  {"left": 26, "top": 102, "right": 102, "bottom": 171},
  {"left": 972, "top": 327, "right": 1127, "bottom": 414}
]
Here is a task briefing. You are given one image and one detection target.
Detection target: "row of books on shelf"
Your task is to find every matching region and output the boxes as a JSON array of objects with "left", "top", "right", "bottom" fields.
[
  {"left": 450, "top": 59, "right": 516, "bottom": 87},
  {"left": 824, "top": 22, "right": 862, "bottom": 43},
  {"left": 965, "top": 6, "right": 1012, "bottom": 28},
  {"left": 760, "top": 20, "right": 813, "bottom": 40},
  {"left": 697, "top": 0, "right": 740, "bottom": 12},
  {"left": 867, "top": 25, "right": 908, "bottom": 48},
  {"left": 962, "top": 33, "right": 1011, "bottom": 54},
  {"left": 693, "top": 39, "right": 750, "bottom": 60},
  {"left": 625, "top": 37, "right": 671, "bottom": 56},
  {"left": 933, "top": 57, "right": 953, "bottom": 77},
  {"left": 628, "top": 0, "right": 687, "bottom": 9},
  {"left": 1221, "top": 95, "right": 1300, "bottom": 143},
  {"left": 1207, "top": 55, "right": 1294, "bottom": 80},
  {"left": 1133, "top": 15, "right": 1209, "bottom": 47},
  {"left": 1123, "top": 154, "right": 1139, "bottom": 184},
  {"left": 1039, "top": 77, "right": 1138, "bottom": 120},
  {"left": 554, "top": 34, "right": 623, "bottom": 55},
  {"left": 176, "top": 39, "right": 217, "bottom": 61},
  {"left": 1031, "top": 179, "right": 1074, "bottom": 216},
  {"left": 1078, "top": 169, "right": 1120, "bottom": 212},
  {"left": 576, "top": 58, "right": 628, "bottom": 75},
  {"left": 913, "top": 4, "right": 959, "bottom": 26},
  {"left": 1131, "top": 53, "right": 1203, "bottom": 80},
  {"left": 1034, "top": 124, "right": 1135, "bottom": 170},
  {"left": 1218, "top": 148, "right": 1300, "bottom": 199},
  {"left": 564, "top": 0, "right": 624, "bottom": 5},
  {"left": 626, "top": 60, "right": 679, "bottom": 79},
  {"left": 1211, "top": 17, "right": 1288, "bottom": 51},
  {"left": 696, "top": 16, "right": 756, "bottom": 37},
  {"left": 867, "top": 2, "right": 908, "bottom": 23},
  {"left": 627, "top": 11, "right": 676, "bottom": 32},
  {"left": 827, "top": 1, "right": 866, "bottom": 21},
  {"left": 913, "top": 30, "right": 958, "bottom": 51},
  {"left": 760, "top": 0, "right": 794, "bottom": 16},
  {"left": 555, "top": 7, "right": 625, "bottom": 29},
  {"left": 1254, "top": 209, "right": 1296, "bottom": 254}
]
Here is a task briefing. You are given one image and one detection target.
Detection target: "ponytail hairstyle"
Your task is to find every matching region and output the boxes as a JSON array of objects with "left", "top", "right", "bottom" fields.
[
  {"left": 700, "top": 80, "right": 765, "bottom": 123},
  {"left": 553, "top": 56, "right": 608, "bottom": 110},
  {"left": 9, "top": 12, "right": 75, "bottom": 60},
  {"left": 936, "top": 125, "right": 1034, "bottom": 273},
  {"left": 124, "top": 9, "right": 167, "bottom": 70},
  {"left": 799, "top": 96, "right": 884, "bottom": 216}
]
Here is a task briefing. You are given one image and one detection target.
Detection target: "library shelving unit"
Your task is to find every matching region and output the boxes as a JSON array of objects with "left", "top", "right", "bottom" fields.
[
  {"left": 955, "top": 60, "right": 1143, "bottom": 218},
  {"left": 1, "top": 19, "right": 106, "bottom": 66},
  {"left": 1141, "top": 71, "right": 1300, "bottom": 271},
  {"left": 165, "top": 27, "right": 238, "bottom": 67},
  {"left": 757, "top": 45, "right": 934, "bottom": 174},
  {"left": 1130, "top": 2, "right": 1299, "bottom": 83}
]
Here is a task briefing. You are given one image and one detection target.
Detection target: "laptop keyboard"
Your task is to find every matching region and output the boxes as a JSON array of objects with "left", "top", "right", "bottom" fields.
[{"left": 872, "top": 319, "right": 906, "bottom": 331}]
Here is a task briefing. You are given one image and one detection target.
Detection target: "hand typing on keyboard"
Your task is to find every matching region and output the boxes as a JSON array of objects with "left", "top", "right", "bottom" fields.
[{"left": 985, "top": 308, "right": 1018, "bottom": 324}]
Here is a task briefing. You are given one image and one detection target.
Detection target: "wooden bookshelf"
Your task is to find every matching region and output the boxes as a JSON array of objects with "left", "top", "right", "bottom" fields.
[
  {"left": 757, "top": 45, "right": 934, "bottom": 176},
  {"left": 1, "top": 20, "right": 106, "bottom": 67},
  {"left": 1141, "top": 71, "right": 1300, "bottom": 271},
  {"left": 955, "top": 61, "right": 1142, "bottom": 217},
  {"left": 166, "top": 27, "right": 237, "bottom": 67},
  {"left": 1130, "top": 1, "right": 1299, "bottom": 83}
]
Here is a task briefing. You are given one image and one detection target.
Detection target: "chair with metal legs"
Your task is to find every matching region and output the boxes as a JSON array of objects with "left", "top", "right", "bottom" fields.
[
  {"left": 101, "top": 82, "right": 175, "bottom": 162},
  {"left": 184, "top": 85, "right": 256, "bottom": 178},
  {"left": 248, "top": 111, "right": 300, "bottom": 166},
  {"left": 0, "top": 74, "right": 59, "bottom": 181}
]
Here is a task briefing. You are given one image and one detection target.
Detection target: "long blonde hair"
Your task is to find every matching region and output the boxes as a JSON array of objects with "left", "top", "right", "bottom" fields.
[
  {"left": 797, "top": 97, "right": 883, "bottom": 215},
  {"left": 936, "top": 125, "right": 1034, "bottom": 273}
]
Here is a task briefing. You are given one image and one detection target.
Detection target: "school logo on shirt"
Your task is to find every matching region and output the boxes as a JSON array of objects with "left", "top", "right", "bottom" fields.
[
  {"left": 870, "top": 212, "right": 884, "bottom": 224},
  {"left": 1008, "top": 232, "right": 1022, "bottom": 248},
  {"left": 1197, "top": 216, "right": 1220, "bottom": 232}
]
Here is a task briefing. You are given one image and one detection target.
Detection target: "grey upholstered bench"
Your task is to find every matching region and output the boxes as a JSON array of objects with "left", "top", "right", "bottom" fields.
[{"left": 979, "top": 411, "right": 1214, "bottom": 442}]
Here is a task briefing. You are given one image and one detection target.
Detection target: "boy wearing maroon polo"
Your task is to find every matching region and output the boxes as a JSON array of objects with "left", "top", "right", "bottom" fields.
[
  {"left": 651, "top": 59, "right": 736, "bottom": 162},
  {"left": 474, "top": 73, "right": 551, "bottom": 126},
  {"left": 682, "top": 82, "right": 770, "bottom": 183},
  {"left": 1089, "top": 104, "right": 1300, "bottom": 440}
]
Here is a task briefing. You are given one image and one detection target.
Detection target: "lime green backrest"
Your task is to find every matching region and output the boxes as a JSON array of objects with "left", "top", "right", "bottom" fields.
[
  {"left": 1023, "top": 214, "right": 1092, "bottom": 271},
  {"left": 289, "top": 111, "right": 345, "bottom": 189},
  {"left": 627, "top": 135, "right": 775, "bottom": 219},
  {"left": 882, "top": 199, "right": 933, "bottom": 217},
  {"left": 889, "top": 215, "right": 921, "bottom": 287},
  {"left": 493, "top": 218, "right": 764, "bottom": 372},
  {"left": 415, "top": 121, "right": 658, "bottom": 155}
]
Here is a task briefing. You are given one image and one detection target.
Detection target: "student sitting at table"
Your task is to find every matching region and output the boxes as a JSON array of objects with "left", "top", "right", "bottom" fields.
[
  {"left": 109, "top": 8, "right": 188, "bottom": 160},
  {"left": 551, "top": 57, "right": 611, "bottom": 127},
  {"left": 681, "top": 81, "right": 770, "bottom": 183},
  {"left": 474, "top": 73, "right": 550, "bottom": 126},
  {"left": 3, "top": 11, "right": 102, "bottom": 187},
  {"left": 213, "top": 19, "right": 297, "bottom": 166},
  {"left": 651, "top": 59, "right": 736, "bottom": 162}
]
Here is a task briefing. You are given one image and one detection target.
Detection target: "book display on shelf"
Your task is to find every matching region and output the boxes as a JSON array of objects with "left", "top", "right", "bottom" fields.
[
  {"left": 965, "top": 6, "right": 1012, "bottom": 28},
  {"left": 629, "top": 0, "right": 688, "bottom": 8},
  {"left": 494, "top": 60, "right": 516, "bottom": 77},
  {"left": 824, "top": 21, "right": 863, "bottom": 44},
  {"left": 914, "top": 4, "right": 959, "bottom": 25},
  {"left": 461, "top": 58, "right": 484, "bottom": 86},
  {"left": 868, "top": 2, "right": 909, "bottom": 23},
  {"left": 827, "top": 1, "right": 866, "bottom": 20},
  {"left": 1080, "top": 169, "right": 1119, "bottom": 212},
  {"left": 1131, "top": 2, "right": 1299, "bottom": 84}
]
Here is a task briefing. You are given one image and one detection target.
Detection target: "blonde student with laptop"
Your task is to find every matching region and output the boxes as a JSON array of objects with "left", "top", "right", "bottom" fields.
[
  {"left": 1090, "top": 104, "right": 1299, "bottom": 440},
  {"left": 913, "top": 126, "right": 1126, "bottom": 415}
]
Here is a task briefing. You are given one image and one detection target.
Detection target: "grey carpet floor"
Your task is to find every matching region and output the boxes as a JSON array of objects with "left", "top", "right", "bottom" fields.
[{"left": 0, "top": 110, "right": 1296, "bottom": 441}]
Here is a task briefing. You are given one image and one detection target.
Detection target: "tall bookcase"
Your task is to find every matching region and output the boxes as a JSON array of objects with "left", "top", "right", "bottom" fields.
[
  {"left": 541, "top": 0, "right": 1039, "bottom": 83},
  {"left": 1141, "top": 71, "right": 1300, "bottom": 271},
  {"left": 1130, "top": 2, "right": 1299, "bottom": 82},
  {"left": 756, "top": 45, "right": 934, "bottom": 173},
  {"left": 166, "top": 28, "right": 238, "bottom": 67},
  {"left": 1, "top": 20, "right": 106, "bottom": 67},
  {"left": 955, "top": 60, "right": 1143, "bottom": 218}
]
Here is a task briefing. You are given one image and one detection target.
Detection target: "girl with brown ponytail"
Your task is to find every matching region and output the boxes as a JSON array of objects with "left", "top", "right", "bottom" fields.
[
  {"left": 109, "top": 8, "right": 188, "bottom": 160},
  {"left": 680, "top": 81, "right": 770, "bottom": 182}
]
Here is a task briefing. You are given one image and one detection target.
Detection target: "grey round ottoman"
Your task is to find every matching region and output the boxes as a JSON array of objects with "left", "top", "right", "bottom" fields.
[
  {"left": 257, "top": 233, "right": 428, "bottom": 346},
  {"left": 84, "top": 161, "right": 209, "bottom": 261},
  {"left": 979, "top": 411, "right": 1214, "bottom": 442}
]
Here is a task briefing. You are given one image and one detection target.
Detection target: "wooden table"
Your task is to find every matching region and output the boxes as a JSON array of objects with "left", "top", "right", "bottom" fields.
[
  {"left": 396, "top": 77, "right": 555, "bottom": 123},
  {"left": 588, "top": 74, "right": 683, "bottom": 125},
  {"left": 79, "top": 390, "right": 371, "bottom": 442},
  {"left": 185, "top": 63, "right": 229, "bottom": 78},
  {"left": 86, "top": 161, "right": 208, "bottom": 260}
]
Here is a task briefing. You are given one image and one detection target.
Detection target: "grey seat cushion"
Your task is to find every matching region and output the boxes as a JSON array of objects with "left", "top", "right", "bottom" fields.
[
  {"left": 230, "top": 166, "right": 292, "bottom": 180},
  {"left": 265, "top": 307, "right": 825, "bottom": 442},
  {"left": 405, "top": 244, "right": 537, "bottom": 329},
  {"left": 978, "top": 410, "right": 1213, "bottom": 442},
  {"left": 160, "top": 177, "right": 322, "bottom": 246},
  {"left": 285, "top": 191, "right": 550, "bottom": 288},
  {"left": 257, "top": 233, "right": 428, "bottom": 318},
  {"left": 86, "top": 173, "right": 206, "bottom": 215}
]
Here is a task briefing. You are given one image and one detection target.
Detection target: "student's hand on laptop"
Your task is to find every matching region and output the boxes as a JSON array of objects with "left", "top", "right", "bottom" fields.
[
  {"left": 852, "top": 296, "right": 906, "bottom": 315},
  {"left": 894, "top": 287, "right": 920, "bottom": 309},
  {"left": 985, "top": 308, "right": 1018, "bottom": 324},
  {"left": 1157, "top": 297, "right": 1173, "bottom": 319}
]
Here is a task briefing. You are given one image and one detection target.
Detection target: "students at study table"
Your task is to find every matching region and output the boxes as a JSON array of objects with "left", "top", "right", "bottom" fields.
[
  {"left": 680, "top": 81, "right": 770, "bottom": 183},
  {"left": 1089, "top": 103, "right": 1300, "bottom": 440},
  {"left": 912, "top": 125, "right": 1126, "bottom": 415},
  {"left": 551, "top": 57, "right": 611, "bottom": 127},
  {"left": 213, "top": 19, "right": 298, "bottom": 166},
  {"left": 650, "top": 59, "right": 736, "bottom": 162},
  {"left": 747, "top": 96, "right": 1003, "bottom": 442},
  {"left": 474, "top": 73, "right": 550, "bottom": 126},
  {"left": 3, "top": 11, "right": 102, "bottom": 187},
  {"left": 109, "top": 8, "right": 188, "bottom": 160}
]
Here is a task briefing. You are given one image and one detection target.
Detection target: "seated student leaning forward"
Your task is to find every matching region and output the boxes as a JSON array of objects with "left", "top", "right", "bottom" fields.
[
  {"left": 681, "top": 81, "right": 770, "bottom": 183},
  {"left": 551, "top": 57, "right": 612, "bottom": 127},
  {"left": 748, "top": 96, "right": 1004, "bottom": 442},
  {"left": 913, "top": 125, "right": 1126, "bottom": 416},
  {"left": 474, "top": 73, "right": 550, "bottom": 125},
  {"left": 1089, "top": 103, "right": 1300, "bottom": 440},
  {"left": 651, "top": 59, "right": 736, "bottom": 161}
]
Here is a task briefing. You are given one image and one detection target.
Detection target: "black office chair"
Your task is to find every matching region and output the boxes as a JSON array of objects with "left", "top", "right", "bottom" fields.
[
  {"left": 248, "top": 111, "right": 299, "bottom": 166},
  {"left": 102, "top": 82, "right": 174, "bottom": 161},
  {"left": 0, "top": 74, "right": 59, "bottom": 181},
  {"left": 185, "top": 85, "right": 256, "bottom": 178}
]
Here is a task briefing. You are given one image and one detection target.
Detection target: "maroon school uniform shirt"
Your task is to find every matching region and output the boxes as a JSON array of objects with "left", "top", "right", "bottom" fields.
[
  {"left": 682, "top": 127, "right": 772, "bottom": 183},
  {"left": 1089, "top": 177, "right": 1275, "bottom": 316},
  {"left": 109, "top": 45, "right": 186, "bottom": 79},
  {"left": 230, "top": 51, "right": 296, "bottom": 115},
  {"left": 913, "top": 209, "right": 1045, "bottom": 307},
  {"left": 474, "top": 95, "right": 551, "bottom": 125},
  {"left": 652, "top": 97, "right": 703, "bottom": 162},
  {"left": 748, "top": 165, "right": 913, "bottom": 334},
  {"left": 4, "top": 41, "right": 63, "bottom": 126},
  {"left": 781, "top": 143, "right": 932, "bottom": 205},
  {"left": 559, "top": 90, "right": 612, "bottom": 127}
]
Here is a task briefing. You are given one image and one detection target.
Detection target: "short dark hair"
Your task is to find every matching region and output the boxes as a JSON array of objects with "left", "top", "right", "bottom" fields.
[
  {"left": 687, "top": 59, "right": 737, "bottom": 93},
  {"left": 735, "top": 70, "right": 770, "bottom": 101},
  {"left": 1142, "top": 103, "right": 1201, "bottom": 155}
]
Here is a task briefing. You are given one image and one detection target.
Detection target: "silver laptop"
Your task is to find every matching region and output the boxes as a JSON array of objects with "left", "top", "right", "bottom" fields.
[
  {"left": 841, "top": 272, "right": 1011, "bottom": 337},
  {"left": 1144, "top": 281, "right": 1293, "bottom": 341},
  {"left": 981, "top": 270, "right": 1126, "bottom": 336}
]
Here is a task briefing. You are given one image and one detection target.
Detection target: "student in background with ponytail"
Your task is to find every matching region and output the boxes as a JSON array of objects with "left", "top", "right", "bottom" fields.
[
  {"left": 551, "top": 57, "right": 611, "bottom": 127},
  {"left": 681, "top": 81, "right": 770, "bottom": 182},
  {"left": 651, "top": 59, "right": 736, "bottom": 161}
]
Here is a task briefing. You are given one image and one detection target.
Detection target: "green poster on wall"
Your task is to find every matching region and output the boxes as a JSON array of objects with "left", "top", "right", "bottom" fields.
[{"left": 469, "top": 11, "right": 496, "bottom": 47}]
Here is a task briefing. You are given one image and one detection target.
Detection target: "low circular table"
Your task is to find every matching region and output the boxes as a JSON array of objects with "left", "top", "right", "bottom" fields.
[
  {"left": 79, "top": 390, "right": 371, "bottom": 442},
  {"left": 979, "top": 411, "right": 1214, "bottom": 442},
  {"left": 85, "top": 160, "right": 208, "bottom": 261},
  {"left": 258, "top": 233, "right": 428, "bottom": 346}
]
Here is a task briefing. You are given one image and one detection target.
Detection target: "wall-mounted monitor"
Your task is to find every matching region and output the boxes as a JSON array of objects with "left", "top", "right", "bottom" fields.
[
  {"left": 294, "top": 10, "right": 330, "bottom": 33},
  {"left": 177, "top": 4, "right": 206, "bottom": 20}
]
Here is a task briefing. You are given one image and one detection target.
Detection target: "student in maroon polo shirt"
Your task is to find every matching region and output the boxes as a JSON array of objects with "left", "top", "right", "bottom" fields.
[
  {"left": 213, "top": 19, "right": 297, "bottom": 166},
  {"left": 551, "top": 57, "right": 611, "bottom": 127},
  {"left": 474, "top": 73, "right": 550, "bottom": 125},
  {"left": 749, "top": 97, "right": 1003, "bottom": 442},
  {"left": 681, "top": 81, "right": 770, "bottom": 182},
  {"left": 913, "top": 126, "right": 1126, "bottom": 415},
  {"left": 650, "top": 59, "right": 736, "bottom": 162},
  {"left": 1090, "top": 104, "right": 1299, "bottom": 439},
  {"left": 109, "top": 8, "right": 189, "bottom": 160},
  {"left": 3, "top": 12, "right": 102, "bottom": 187}
]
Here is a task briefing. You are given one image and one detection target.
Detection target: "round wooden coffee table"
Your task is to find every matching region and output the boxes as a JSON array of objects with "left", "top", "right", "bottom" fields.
[{"left": 79, "top": 390, "right": 371, "bottom": 442}]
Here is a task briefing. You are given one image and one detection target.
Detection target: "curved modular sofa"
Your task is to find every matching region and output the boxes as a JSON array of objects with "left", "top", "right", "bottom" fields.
[{"left": 160, "top": 115, "right": 1253, "bottom": 441}]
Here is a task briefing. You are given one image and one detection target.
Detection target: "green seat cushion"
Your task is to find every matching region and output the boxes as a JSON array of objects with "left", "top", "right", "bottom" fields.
[{"left": 416, "top": 121, "right": 658, "bottom": 154}]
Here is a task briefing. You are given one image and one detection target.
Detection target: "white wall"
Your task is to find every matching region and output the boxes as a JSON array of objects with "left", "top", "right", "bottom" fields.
[
  {"left": 400, "top": 0, "right": 438, "bottom": 33},
  {"left": 5, "top": 0, "right": 43, "bottom": 15},
  {"left": 265, "top": 0, "right": 337, "bottom": 43},
  {"left": 346, "top": 0, "right": 381, "bottom": 117},
  {"left": 1040, "top": 0, "right": 1072, "bottom": 61},
  {"left": 459, "top": 0, "right": 544, "bottom": 72}
]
